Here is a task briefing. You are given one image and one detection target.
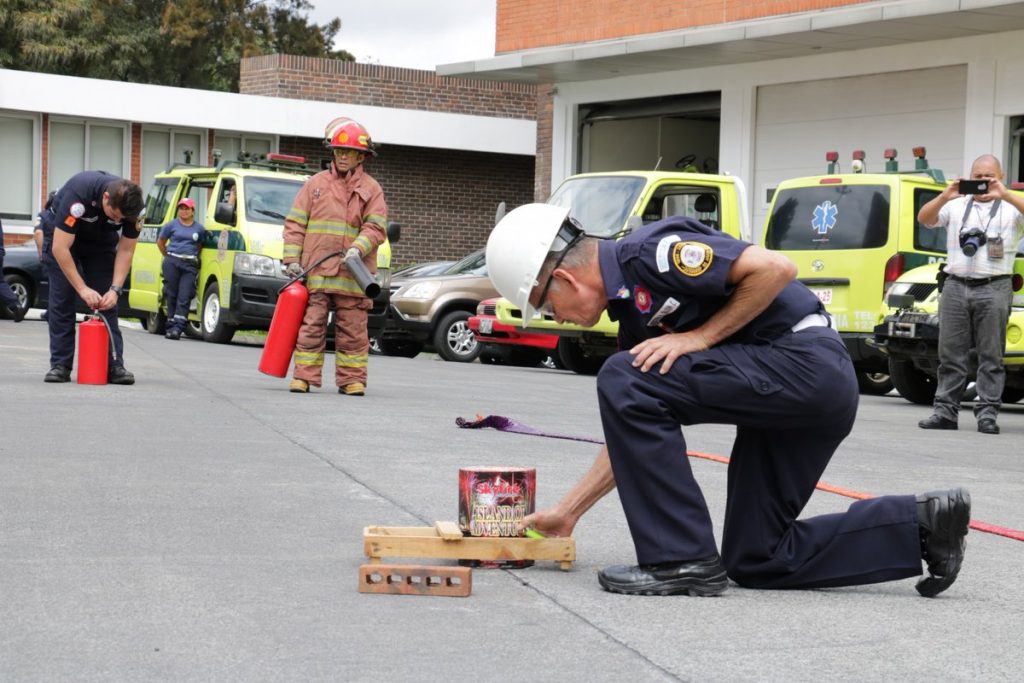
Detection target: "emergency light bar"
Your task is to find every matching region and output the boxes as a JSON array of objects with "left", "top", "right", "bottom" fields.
[{"left": 265, "top": 153, "right": 306, "bottom": 164}]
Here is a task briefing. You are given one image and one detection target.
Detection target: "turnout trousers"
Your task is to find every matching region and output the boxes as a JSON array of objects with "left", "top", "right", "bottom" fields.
[
  {"left": 292, "top": 291, "right": 371, "bottom": 388},
  {"left": 597, "top": 326, "right": 923, "bottom": 589},
  {"left": 42, "top": 243, "right": 125, "bottom": 370}
]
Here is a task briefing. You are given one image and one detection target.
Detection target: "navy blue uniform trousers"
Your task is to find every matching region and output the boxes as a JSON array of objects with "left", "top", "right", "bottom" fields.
[
  {"left": 161, "top": 256, "right": 198, "bottom": 333},
  {"left": 43, "top": 243, "right": 125, "bottom": 370},
  {"left": 597, "top": 326, "right": 923, "bottom": 589}
]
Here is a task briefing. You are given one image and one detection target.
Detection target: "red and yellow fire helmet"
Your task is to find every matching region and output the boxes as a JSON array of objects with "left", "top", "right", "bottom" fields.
[{"left": 323, "top": 117, "right": 376, "bottom": 156}]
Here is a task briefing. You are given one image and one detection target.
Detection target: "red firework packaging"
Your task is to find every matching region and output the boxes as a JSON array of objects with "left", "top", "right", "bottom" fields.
[
  {"left": 458, "top": 467, "right": 536, "bottom": 568},
  {"left": 458, "top": 466, "right": 536, "bottom": 569}
]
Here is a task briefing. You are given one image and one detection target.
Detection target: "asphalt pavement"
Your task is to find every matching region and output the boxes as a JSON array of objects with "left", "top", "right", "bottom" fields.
[{"left": 1, "top": 316, "right": 1022, "bottom": 681}]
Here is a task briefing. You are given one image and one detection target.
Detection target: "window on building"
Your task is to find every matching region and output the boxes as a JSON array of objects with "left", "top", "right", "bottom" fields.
[
  {"left": 141, "top": 128, "right": 205, "bottom": 194},
  {"left": 0, "top": 114, "right": 35, "bottom": 221},
  {"left": 214, "top": 134, "right": 273, "bottom": 164},
  {"left": 48, "top": 119, "right": 126, "bottom": 192}
]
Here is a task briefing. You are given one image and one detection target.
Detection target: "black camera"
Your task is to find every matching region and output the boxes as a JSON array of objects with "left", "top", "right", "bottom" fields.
[{"left": 959, "top": 227, "right": 987, "bottom": 256}]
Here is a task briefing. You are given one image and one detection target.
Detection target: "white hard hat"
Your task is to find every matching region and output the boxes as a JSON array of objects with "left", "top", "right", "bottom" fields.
[{"left": 486, "top": 203, "right": 571, "bottom": 326}]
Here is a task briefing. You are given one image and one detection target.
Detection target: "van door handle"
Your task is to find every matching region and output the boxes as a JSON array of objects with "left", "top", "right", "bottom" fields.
[{"left": 799, "top": 278, "right": 850, "bottom": 286}]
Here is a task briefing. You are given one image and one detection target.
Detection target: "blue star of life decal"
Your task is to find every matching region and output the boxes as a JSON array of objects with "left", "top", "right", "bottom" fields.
[{"left": 812, "top": 200, "right": 838, "bottom": 235}]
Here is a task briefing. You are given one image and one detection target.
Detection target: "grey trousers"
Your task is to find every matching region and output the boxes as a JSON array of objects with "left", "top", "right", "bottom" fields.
[{"left": 933, "top": 277, "right": 1012, "bottom": 421}]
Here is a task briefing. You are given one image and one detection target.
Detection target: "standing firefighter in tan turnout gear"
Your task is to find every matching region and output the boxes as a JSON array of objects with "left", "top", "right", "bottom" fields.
[{"left": 283, "top": 117, "right": 388, "bottom": 396}]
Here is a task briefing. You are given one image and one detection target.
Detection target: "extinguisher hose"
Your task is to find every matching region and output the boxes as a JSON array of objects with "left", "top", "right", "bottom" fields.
[
  {"left": 91, "top": 309, "right": 120, "bottom": 364},
  {"left": 277, "top": 250, "right": 380, "bottom": 298}
]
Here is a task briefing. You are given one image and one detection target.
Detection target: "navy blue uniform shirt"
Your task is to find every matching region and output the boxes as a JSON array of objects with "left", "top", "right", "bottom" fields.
[
  {"left": 158, "top": 219, "right": 205, "bottom": 257},
  {"left": 598, "top": 217, "right": 822, "bottom": 348},
  {"left": 48, "top": 171, "right": 141, "bottom": 247}
]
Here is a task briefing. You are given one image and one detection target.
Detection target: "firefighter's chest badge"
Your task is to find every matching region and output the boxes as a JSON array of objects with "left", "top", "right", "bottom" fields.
[
  {"left": 671, "top": 242, "right": 713, "bottom": 277},
  {"left": 312, "top": 188, "right": 322, "bottom": 200},
  {"left": 634, "top": 286, "right": 652, "bottom": 313}
]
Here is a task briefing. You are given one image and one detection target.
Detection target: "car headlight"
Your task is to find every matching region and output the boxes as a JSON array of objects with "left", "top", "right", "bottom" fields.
[
  {"left": 888, "top": 282, "right": 914, "bottom": 298},
  {"left": 400, "top": 280, "right": 440, "bottom": 299},
  {"left": 233, "top": 252, "right": 280, "bottom": 277}
]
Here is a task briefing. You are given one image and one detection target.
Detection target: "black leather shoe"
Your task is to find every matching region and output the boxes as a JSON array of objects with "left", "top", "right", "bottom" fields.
[
  {"left": 916, "top": 487, "right": 970, "bottom": 598},
  {"left": 165, "top": 329, "right": 181, "bottom": 340},
  {"left": 977, "top": 418, "right": 999, "bottom": 435},
  {"left": 918, "top": 414, "right": 958, "bottom": 430},
  {"left": 9, "top": 305, "right": 26, "bottom": 323},
  {"left": 107, "top": 366, "right": 135, "bottom": 385},
  {"left": 597, "top": 555, "right": 728, "bottom": 596},
  {"left": 44, "top": 364, "right": 71, "bottom": 383}
]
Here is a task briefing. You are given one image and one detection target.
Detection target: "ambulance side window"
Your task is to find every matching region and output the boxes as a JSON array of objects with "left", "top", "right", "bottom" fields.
[{"left": 913, "top": 188, "right": 946, "bottom": 253}]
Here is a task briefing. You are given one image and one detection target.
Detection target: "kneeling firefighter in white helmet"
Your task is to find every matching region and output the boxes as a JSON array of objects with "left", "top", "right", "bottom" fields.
[{"left": 487, "top": 203, "right": 970, "bottom": 598}]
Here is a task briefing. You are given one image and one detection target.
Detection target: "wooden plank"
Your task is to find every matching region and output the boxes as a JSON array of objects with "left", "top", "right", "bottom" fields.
[
  {"left": 358, "top": 564, "right": 472, "bottom": 597},
  {"left": 363, "top": 527, "right": 575, "bottom": 570}
]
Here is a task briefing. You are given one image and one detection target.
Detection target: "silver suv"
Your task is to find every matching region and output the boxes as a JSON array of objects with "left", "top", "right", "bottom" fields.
[{"left": 377, "top": 249, "right": 499, "bottom": 362}]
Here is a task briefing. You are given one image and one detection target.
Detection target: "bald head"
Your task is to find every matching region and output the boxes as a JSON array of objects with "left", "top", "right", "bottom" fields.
[{"left": 971, "top": 154, "right": 1003, "bottom": 179}]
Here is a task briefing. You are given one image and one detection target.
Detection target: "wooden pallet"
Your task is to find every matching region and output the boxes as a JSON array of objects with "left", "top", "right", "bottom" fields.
[{"left": 363, "top": 521, "right": 576, "bottom": 571}]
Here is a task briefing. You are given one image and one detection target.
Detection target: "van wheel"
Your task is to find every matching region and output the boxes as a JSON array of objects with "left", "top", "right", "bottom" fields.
[
  {"left": 184, "top": 320, "right": 202, "bottom": 339},
  {"left": 889, "top": 359, "right": 936, "bottom": 405},
  {"left": 146, "top": 309, "right": 167, "bottom": 335},
  {"left": 201, "top": 282, "right": 236, "bottom": 344},
  {"left": 557, "top": 338, "right": 607, "bottom": 375},
  {"left": 434, "top": 310, "right": 481, "bottom": 362},
  {"left": 857, "top": 371, "right": 893, "bottom": 395}
]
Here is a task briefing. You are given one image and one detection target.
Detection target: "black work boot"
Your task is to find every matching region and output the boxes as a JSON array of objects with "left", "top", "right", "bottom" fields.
[
  {"left": 916, "top": 487, "right": 970, "bottom": 597},
  {"left": 44, "top": 365, "right": 72, "bottom": 383},
  {"left": 107, "top": 366, "right": 136, "bottom": 385},
  {"left": 597, "top": 555, "right": 728, "bottom": 596},
  {"left": 8, "top": 305, "right": 26, "bottom": 323}
]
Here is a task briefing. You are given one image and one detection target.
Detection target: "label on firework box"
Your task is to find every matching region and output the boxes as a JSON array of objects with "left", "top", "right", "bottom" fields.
[{"left": 458, "top": 467, "right": 536, "bottom": 568}]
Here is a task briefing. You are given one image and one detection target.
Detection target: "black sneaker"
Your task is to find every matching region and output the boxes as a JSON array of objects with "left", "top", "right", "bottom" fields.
[
  {"left": 44, "top": 364, "right": 71, "bottom": 383},
  {"left": 597, "top": 555, "right": 728, "bottom": 596},
  {"left": 108, "top": 366, "right": 135, "bottom": 385}
]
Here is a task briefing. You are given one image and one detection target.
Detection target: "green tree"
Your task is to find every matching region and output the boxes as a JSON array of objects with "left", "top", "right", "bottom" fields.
[{"left": 0, "top": 0, "right": 353, "bottom": 92}]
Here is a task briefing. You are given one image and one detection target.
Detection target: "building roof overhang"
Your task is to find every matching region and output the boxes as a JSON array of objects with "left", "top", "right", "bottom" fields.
[
  {"left": 439, "top": 0, "right": 1024, "bottom": 83},
  {"left": 0, "top": 68, "right": 535, "bottom": 156}
]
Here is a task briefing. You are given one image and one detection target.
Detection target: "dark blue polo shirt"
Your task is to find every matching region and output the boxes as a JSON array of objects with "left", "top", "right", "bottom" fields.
[
  {"left": 598, "top": 217, "right": 822, "bottom": 348},
  {"left": 158, "top": 219, "right": 205, "bottom": 257},
  {"left": 49, "top": 171, "right": 141, "bottom": 246}
]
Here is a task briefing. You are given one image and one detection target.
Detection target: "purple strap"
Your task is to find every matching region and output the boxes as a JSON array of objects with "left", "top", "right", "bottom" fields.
[{"left": 455, "top": 414, "right": 604, "bottom": 445}]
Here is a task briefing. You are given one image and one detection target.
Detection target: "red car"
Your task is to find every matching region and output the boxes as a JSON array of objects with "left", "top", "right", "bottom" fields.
[{"left": 469, "top": 298, "right": 562, "bottom": 368}]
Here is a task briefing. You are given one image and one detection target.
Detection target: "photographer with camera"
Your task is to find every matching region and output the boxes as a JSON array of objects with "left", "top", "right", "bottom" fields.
[{"left": 916, "top": 154, "right": 1024, "bottom": 434}]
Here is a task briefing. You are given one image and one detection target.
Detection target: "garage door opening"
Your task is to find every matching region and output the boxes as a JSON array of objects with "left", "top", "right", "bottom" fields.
[{"left": 578, "top": 92, "right": 720, "bottom": 174}]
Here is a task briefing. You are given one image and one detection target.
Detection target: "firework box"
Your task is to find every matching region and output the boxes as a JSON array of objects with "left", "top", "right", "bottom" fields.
[{"left": 458, "top": 467, "right": 536, "bottom": 568}]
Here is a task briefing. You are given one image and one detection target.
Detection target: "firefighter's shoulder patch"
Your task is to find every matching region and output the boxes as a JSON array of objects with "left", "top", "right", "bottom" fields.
[{"left": 671, "top": 241, "right": 713, "bottom": 277}]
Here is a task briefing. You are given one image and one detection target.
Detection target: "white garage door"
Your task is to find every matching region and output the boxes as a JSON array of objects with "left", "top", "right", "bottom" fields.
[{"left": 753, "top": 65, "right": 966, "bottom": 240}]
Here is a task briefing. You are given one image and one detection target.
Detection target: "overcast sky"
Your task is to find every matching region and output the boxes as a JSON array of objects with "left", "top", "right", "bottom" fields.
[{"left": 308, "top": 1, "right": 497, "bottom": 70}]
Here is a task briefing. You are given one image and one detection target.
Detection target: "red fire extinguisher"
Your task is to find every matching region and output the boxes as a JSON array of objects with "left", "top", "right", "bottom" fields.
[
  {"left": 77, "top": 312, "right": 111, "bottom": 384},
  {"left": 258, "top": 280, "right": 309, "bottom": 377},
  {"left": 258, "top": 251, "right": 378, "bottom": 378}
]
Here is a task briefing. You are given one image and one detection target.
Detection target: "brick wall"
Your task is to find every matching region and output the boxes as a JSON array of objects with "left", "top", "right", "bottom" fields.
[
  {"left": 247, "top": 55, "right": 538, "bottom": 266},
  {"left": 496, "top": 0, "right": 876, "bottom": 52},
  {"left": 279, "top": 137, "right": 535, "bottom": 268},
  {"left": 241, "top": 55, "right": 536, "bottom": 120}
]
